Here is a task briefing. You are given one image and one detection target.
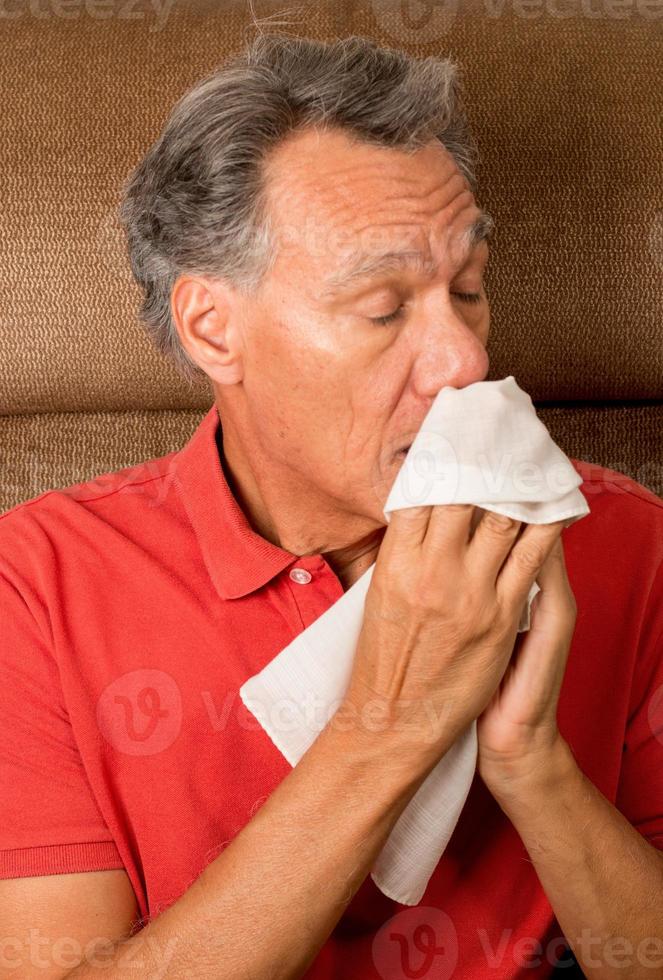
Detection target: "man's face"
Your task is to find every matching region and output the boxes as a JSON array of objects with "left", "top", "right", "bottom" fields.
[{"left": 227, "top": 125, "right": 491, "bottom": 523}]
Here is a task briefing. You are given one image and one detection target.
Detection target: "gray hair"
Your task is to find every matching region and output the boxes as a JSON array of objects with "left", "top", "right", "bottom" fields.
[{"left": 119, "top": 31, "right": 485, "bottom": 385}]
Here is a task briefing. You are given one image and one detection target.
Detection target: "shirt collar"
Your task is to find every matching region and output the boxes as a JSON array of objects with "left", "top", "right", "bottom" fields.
[{"left": 175, "top": 404, "right": 298, "bottom": 600}]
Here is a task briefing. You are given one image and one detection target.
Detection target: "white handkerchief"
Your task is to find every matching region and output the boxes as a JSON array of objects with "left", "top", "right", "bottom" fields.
[{"left": 240, "top": 376, "right": 590, "bottom": 906}]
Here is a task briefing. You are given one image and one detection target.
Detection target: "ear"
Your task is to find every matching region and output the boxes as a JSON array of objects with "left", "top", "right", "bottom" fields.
[{"left": 171, "top": 274, "right": 244, "bottom": 385}]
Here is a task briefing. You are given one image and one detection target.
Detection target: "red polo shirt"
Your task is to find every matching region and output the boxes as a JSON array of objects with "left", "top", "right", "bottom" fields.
[{"left": 1, "top": 403, "right": 662, "bottom": 979}]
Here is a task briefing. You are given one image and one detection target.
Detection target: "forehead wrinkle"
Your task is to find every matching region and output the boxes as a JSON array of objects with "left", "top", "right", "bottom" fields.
[
  {"left": 320, "top": 209, "right": 494, "bottom": 299},
  {"left": 321, "top": 251, "right": 437, "bottom": 298}
]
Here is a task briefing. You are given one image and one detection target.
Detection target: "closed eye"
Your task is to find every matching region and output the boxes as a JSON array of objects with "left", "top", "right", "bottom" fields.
[{"left": 370, "top": 292, "right": 484, "bottom": 326}]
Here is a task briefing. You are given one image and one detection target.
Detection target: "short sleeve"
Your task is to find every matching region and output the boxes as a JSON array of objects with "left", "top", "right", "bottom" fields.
[
  {"left": 0, "top": 567, "right": 124, "bottom": 878},
  {"left": 615, "top": 556, "right": 663, "bottom": 849}
]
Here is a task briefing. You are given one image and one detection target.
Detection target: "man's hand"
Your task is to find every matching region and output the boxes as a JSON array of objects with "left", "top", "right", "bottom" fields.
[
  {"left": 341, "top": 503, "right": 569, "bottom": 781},
  {"left": 476, "top": 532, "right": 578, "bottom": 797}
]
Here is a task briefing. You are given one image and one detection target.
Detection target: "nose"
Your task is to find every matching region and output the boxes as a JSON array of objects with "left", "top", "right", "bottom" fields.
[{"left": 408, "top": 305, "right": 490, "bottom": 398}]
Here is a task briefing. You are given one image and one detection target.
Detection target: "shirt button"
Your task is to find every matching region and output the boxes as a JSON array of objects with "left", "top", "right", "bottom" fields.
[{"left": 289, "top": 567, "right": 312, "bottom": 585}]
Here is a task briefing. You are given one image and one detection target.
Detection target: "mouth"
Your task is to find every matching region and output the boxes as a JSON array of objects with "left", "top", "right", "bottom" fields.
[{"left": 395, "top": 444, "right": 412, "bottom": 460}]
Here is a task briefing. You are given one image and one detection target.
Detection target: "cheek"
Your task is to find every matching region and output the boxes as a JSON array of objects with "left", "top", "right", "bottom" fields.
[
  {"left": 242, "top": 304, "right": 387, "bottom": 462},
  {"left": 246, "top": 327, "right": 349, "bottom": 440},
  {"left": 252, "top": 311, "right": 360, "bottom": 405}
]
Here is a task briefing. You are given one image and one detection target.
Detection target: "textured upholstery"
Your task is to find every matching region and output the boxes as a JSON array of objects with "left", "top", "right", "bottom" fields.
[{"left": 1, "top": 0, "right": 661, "bottom": 511}]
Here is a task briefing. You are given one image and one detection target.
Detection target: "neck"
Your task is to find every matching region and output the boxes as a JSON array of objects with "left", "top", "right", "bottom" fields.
[
  {"left": 322, "top": 533, "right": 384, "bottom": 591},
  {"left": 215, "top": 412, "right": 386, "bottom": 592}
]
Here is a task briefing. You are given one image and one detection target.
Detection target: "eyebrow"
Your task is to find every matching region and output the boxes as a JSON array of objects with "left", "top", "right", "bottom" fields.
[{"left": 320, "top": 210, "right": 495, "bottom": 299}]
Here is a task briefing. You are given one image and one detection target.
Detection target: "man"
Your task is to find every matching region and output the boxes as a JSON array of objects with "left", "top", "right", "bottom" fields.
[{"left": 1, "top": 32, "right": 662, "bottom": 980}]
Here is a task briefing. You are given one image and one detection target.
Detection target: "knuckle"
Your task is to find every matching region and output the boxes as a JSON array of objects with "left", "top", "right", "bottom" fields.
[
  {"left": 412, "top": 582, "right": 442, "bottom": 614},
  {"left": 393, "top": 505, "right": 429, "bottom": 522},
  {"left": 444, "top": 587, "right": 472, "bottom": 624},
  {"left": 481, "top": 510, "right": 520, "bottom": 534},
  {"left": 513, "top": 543, "right": 545, "bottom": 570},
  {"left": 438, "top": 503, "right": 475, "bottom": 522},
  {"left": 452, "top": 589, "right": 495, "bottom": 641},
  {"left": 488, "top": 611, "right": 512, "bottom": 645},
  {"left": 472, "top": 601, "right": 499, "bottom": 640}
]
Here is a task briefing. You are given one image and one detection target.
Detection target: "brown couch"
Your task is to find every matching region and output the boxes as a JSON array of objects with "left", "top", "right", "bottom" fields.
[{"left": 1, "top": 0, "right": 661, "bottom": 513}]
